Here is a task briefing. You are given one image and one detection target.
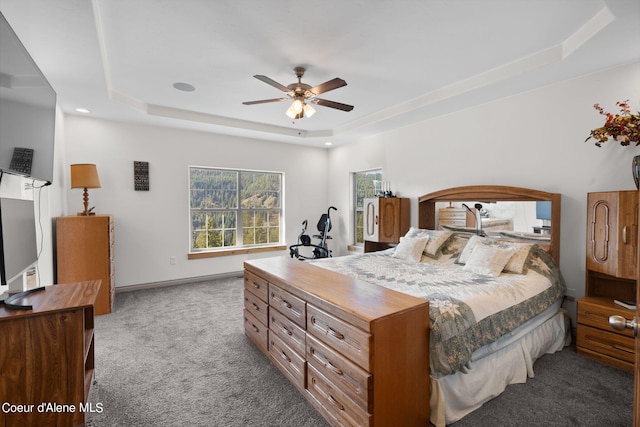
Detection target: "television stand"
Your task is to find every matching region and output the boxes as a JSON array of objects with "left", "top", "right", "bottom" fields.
[{"left": 0, "top": 286, "right": 46, "bottom": 309}]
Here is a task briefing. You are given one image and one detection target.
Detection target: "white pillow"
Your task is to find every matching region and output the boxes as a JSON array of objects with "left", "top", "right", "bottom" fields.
[
  {"left": 457, "top": 235, "right": 533, "bottom": 274},
  {"left": 462, "top": 244, "right": 516, "bottom": 277},
  {"left": 393, "top": 236, "right": 429, "bottom": 262},
  {"left": 404, "top": 227, "right": 453, "bottom": 258}
]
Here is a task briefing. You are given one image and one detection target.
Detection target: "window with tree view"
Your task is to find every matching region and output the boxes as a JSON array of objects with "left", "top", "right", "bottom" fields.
[
  {"left": 189, "top": 167, "right": 283, "bottom": 252},
  {"left": 354, "top": 169, "right": 382, "bottom": 245}
]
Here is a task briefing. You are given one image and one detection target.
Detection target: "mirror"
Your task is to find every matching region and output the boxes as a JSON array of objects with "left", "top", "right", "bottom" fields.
[
  {"left": 435, "top": 201, "right": 551, "bottom": 237},
  {"left": 418, "top": 186, "right": 561, "bottom": 264}
]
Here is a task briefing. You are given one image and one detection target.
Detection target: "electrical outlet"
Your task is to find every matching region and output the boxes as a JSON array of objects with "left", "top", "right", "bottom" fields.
[{"left": 170, "top": 256, "right": 176, "bottom": 265}]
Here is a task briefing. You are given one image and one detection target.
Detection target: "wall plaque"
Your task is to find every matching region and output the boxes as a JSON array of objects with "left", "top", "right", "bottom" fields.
[
  {"left": 9, "top": 147, "right": 34, "bottom": 175},
  {"left": 134, "top": 161, "right": 149, "bottom": 191}
]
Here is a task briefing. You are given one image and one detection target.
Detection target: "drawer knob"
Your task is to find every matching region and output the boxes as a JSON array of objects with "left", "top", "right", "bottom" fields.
[{"left": 609, "top": 315, "right": 638, "bottom": 337}]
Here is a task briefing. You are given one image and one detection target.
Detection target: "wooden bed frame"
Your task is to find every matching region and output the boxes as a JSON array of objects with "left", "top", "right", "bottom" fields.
[{"left": 243, "top": 185, "right": 562, "bottom": 427}]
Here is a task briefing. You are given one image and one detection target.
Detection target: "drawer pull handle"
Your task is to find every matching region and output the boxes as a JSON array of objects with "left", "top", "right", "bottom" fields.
[
  {"left": 327, "top": 361, "right": 343, "bottom": 375},
  {"left": 612, "top": 344, "right": 634, "bottom": 354},
  {"left": 281, "top": 325, "right": 293, "bottom": 336},
  {"left": 327, "top": 327, "right": 345, "bottom": 340},
  {"left": 251, "top": 281, "right": 260, "bottom": 289},
  {"left": 280, "top": 351, "right": 291, "bottom": 363},
  {"left": 328, "top": 394, "right": 345, "bottom": 411},
  {"left": 271, "top": 293, "right": 292, "bottom": 309},
  {"left": 252, "top": 302, "right": 260, "bottom": 311},
  {"left": 250, "top": 323, "right": 259, "bottom": 333}
]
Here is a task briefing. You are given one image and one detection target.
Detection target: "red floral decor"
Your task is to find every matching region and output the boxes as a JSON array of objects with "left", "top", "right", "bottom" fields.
[{"left": 585, "top": 100, "right": 639, "bottom": 147}]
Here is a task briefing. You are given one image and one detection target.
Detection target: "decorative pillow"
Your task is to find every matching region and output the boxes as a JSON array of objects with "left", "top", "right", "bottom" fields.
[
  {"left": 462, "top": 245, "right": 516, "bottom": 277},
  {"left": 424, "top": 231, "right": 453, "bottom": 258},
  {"left": 457, "top": 235, "right": 533, "bottom": 274},
  {"left": 403, "top": 227, "right": 453, "bottom": 258},
  {"left": 393, "top": 236, "right": 429, "bottom": 262}
]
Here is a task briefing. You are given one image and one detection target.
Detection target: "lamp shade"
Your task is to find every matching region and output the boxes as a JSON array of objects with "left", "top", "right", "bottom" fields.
[{"left": 70, "top": 164, "right": 101, "bottom": 189}]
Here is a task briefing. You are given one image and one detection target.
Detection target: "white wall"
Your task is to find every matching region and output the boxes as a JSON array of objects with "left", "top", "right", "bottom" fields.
[
  {"left": 63, "top": 116, "right": 329, "bottom": 287},
  {"left": 328, "top": 62, "right": 640, "bottom": 321}
]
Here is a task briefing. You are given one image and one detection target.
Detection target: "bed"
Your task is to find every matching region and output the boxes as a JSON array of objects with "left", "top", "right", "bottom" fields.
[{"left": 243, "top": 185, "right": 569, "bottom": 426}]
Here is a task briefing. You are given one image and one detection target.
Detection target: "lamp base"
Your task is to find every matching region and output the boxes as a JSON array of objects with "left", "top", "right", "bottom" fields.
[{"left": 77, "top": 211, "right": 96, "bottom": 216}]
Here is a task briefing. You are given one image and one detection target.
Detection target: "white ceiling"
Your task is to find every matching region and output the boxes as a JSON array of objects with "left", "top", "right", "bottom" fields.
[{"left": 1, "top": 0, "right": 639, "bottom": 147}]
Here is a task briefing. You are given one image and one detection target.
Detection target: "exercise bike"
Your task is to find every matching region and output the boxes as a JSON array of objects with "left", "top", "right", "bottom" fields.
[{"left": 289, "top": 206, "right": 337, "bottom": 260}]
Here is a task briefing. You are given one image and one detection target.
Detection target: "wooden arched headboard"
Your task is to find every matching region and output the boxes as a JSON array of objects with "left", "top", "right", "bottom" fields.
[{"left": 418, "top": 185, "right": 561, "bottom": 264}]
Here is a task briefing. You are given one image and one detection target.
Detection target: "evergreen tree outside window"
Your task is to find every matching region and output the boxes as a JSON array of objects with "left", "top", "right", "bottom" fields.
[
  {"left": 353, "top": 169, "right": 382, "bottom": 245},
  {"left": 189, "top": 167, "right": 283, "bottom": 252}
]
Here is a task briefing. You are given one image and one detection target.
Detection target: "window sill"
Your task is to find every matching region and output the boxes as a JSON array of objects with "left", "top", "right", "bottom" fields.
[
  {"left": 347, "top": 245, "right": 364, "bottom": 253},
  {"left": 188, "top": 244, "right": 287, "bottom": 260}
]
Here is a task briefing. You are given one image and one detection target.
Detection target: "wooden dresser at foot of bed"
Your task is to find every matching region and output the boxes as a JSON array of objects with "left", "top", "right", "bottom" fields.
[{"left": 243, "top": 257, "right": 430, "bottom": 427}]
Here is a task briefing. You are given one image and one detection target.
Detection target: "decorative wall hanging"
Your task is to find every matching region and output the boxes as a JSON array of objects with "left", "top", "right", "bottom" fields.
[
  {"left": 134, "top": 161, "right": 149, "bottom": 191},
  {"left": 9, "top": 147, "right": 34, "bottom": 175}
]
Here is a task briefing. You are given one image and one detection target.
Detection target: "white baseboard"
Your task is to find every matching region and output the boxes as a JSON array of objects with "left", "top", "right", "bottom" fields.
[{"left": 115, "top": 271, "right": 244, "bottom": 293}]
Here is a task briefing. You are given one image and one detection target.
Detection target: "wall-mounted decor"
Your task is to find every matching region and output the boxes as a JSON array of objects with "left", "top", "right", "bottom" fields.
[
  {"left": 9, "top": 147, "right": 34, "bottom": 175},
  {"left": 134, "top": 161, "right": 149, "bottom": 191}
]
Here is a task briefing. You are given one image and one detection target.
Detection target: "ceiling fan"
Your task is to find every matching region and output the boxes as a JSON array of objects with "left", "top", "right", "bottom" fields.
[{"left": 242, "top": 67, "right": 354, "bottom": 119}]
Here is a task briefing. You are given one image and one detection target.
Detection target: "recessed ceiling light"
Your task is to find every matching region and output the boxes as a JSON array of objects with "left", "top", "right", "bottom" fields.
[
  {"left": 173, "top": 82, "right": 195, "bottom": 92},
  {"left": 325, "top": 141, "right": 333, "bottom": 146},
  {"left": 75, "top": 108, "right": 90, "bottom": 113}
]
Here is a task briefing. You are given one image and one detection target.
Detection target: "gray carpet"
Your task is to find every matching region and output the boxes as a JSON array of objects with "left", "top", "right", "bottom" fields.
[{"left": 87, "top": 277, "right": 634, "bottom": 427}]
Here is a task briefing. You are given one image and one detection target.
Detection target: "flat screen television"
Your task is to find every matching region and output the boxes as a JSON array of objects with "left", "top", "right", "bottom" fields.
[
  {"left": 0, "top": 197, "right": 38, "bottom": 290},
  {"left": 0, "top": 12, "right": 56, "bottom": 184}
]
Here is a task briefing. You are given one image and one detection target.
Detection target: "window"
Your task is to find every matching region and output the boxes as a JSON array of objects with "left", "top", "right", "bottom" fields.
[
  {"left": 189, "top": 167, "right": 283, "bottom": 253},
  {"left": 353, "top": 169, "right": 382, "bottom": 245}
]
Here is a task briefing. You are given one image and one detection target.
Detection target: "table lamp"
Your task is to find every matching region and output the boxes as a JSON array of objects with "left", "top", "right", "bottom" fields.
[{"left": 70, "top": 164, "right": 101, "bottom": 216}]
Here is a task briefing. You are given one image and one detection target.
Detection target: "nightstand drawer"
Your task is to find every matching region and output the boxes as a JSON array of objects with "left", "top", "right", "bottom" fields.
[
  {"left": 576, "top": 324, "right": 635, "bottom": 364},
  {"left": 244, "top": 271, "right": 269, "bottom": 303},
  {"left": 578, "top": 298, "right": 635, "bottom": 338}
]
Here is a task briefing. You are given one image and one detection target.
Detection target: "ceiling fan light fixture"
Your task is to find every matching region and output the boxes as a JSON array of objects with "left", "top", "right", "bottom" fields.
[
  {"left": 286, "top": 98, "right": 306, "bottom": 119},
  {"left": 303, "top": 103, "right": 316, "bottom": 118}
]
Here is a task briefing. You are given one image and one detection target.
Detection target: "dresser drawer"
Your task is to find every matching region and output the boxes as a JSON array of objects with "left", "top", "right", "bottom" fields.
[
  {"left": 307, "top": 304, "right": 371, "bottom": 371},
  {"left": 269, "top": 332, "right": 306, "bottom": 390},
  {"left": 270, "top": 307, "right": 306, "bottom": 356},
  {"left": 244, "top": 289, "right": 269, "bottom": 326},
  {"left": 576, "top": 324, "right": 635, "bottom": 364},
  {"left": 307, "top": 363, "right": 371, "bottom": 427},
  {"left": 578, "top": 299, "right": 635, "bottom": 338},
  {"left": 307, "top": 333, "right": 372, "bottom": 412},
  {"left": 244, "top": 309, "right": 268, "bottom": 352},
  {"left": 269, "top": 284, "right": 306, "bottom": 329},
  {"left": 245, "top": 271, "right": 269, "bottom": 303}
]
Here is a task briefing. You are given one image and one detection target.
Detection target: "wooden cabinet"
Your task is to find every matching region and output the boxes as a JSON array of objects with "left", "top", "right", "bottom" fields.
[
  {"left": 363, "top": 197, "right": 410, "bottom": 243},
  {"left": 0, "top": 281, "right": 100, "bottom": 427},
  {"left": 244, "top": 257, "right": 430, "bottom": 427},
  {"left": 57, "top": 215, "right": 115, "bottom": 315},
  {"left": 577, "top": 190, "right": 638, "bottom": 371},
  {"left": 586, "top": 191, "right": 638, "bottom": 280}
]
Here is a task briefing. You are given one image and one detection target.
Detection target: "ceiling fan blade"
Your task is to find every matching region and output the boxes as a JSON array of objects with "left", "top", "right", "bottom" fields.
[
  {"left": 242, "top": 98, "right": 289, "bottom": 105},
  {"left": 253, "top": 75, "right": 291, "bottom": 93},
  {"left": 311, "top": 98, "right": 354, "bottom": 112},
  {"left": 309, "top": 78, "right": 347, "bottom": 96}
]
